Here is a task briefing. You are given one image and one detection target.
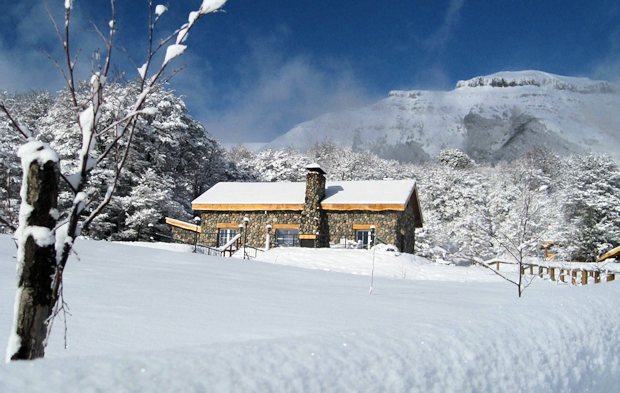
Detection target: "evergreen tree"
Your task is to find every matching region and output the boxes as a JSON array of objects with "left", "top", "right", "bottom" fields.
[{"left": 560, "top": 154, "right": 620, "bottom": 261}]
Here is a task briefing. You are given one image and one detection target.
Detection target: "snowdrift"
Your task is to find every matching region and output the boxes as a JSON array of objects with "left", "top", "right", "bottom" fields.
[{"left": 1, "top": 236, "right": 619, "bottom": 392}]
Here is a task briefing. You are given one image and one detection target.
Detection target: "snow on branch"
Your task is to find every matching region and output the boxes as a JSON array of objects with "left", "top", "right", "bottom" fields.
[
  {"left": 0, "top": 103, "right": 33, "bottom": 139},
  {"left": 199, "top": 0, "right": 228, "bottom": 15},
  {"left": 155, "top": 4, "right": 168, "bottom": 16},
  {"left": 163, "top": 44, "right": 187, "bottom": 66}
]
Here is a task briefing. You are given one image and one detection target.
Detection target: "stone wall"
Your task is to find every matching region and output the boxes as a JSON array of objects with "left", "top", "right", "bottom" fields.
[
  {"left": 199, "top": 210, "right": 302, "bottom": 249},
  {"left": 171, "top": 206, "right": 419, "bottom": 252},
  {"left": 325, "top": 210, "right": 401, "bottom": 246},
  {"left": 171, "top": 226, "right": 199, "bottom": 244},
  {"left": 397, "top": 198, "right": 418, "bottom": 254}
]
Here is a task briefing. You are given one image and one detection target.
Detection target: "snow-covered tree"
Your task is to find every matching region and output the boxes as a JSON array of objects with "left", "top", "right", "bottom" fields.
[
  {"left": 117, "top": 169, "right": 181, "bottom": 240},
  {"left": 560, "top": 154, "right": 620, "bottom": 261},
  {"left": 307, "top": 141, "right": 405, "bottom": 181},
  {"left": 414, "top": 162, "right": 491, "bottom": 263},
  {"left": 234, "top": 148, "right": 311, "bottom": 182},
  {"left": 1, "top": 0, "right": 229, "bottom": 361},
  {"left": 481, "top": 162, "right": 553, "bottom": 297},
  {"left": 4, "top": 84, "right": 236, "bottom": 242},
  {"left": 437, "top": 148, "right": 475, "bottom": 170}
]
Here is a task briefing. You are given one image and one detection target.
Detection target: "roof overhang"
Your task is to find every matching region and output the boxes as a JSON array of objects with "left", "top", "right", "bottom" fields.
[
  {"left": 321, "top": 203, "right": 406, "bottom": 211},
  {"left": 598, "top": 246, "right": 620, "bottom": 261},
  {"left": 192, "top": 203, "right": 407, "bottom": 212},
  {"left": 192, "top": 203, "right": 304, "bottom": 211},
  {"left": 165, "top": 217, "right": 200, "bottom": 233}
]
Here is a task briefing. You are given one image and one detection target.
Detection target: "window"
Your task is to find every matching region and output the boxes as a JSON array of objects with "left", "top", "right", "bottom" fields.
[
  {"left": 218, "top": 228, "right": 237, "bottom": 247},
  {"left": 356, "top": 230, "right": 371, "bottom": 246},
  {"left": 276, "top": 229, "right": 299, "bottom": 247}
]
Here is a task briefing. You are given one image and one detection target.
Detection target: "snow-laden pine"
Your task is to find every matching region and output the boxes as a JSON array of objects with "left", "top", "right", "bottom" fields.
[{"left": 1, "top": 85, "right": 241, "bottom": 241}]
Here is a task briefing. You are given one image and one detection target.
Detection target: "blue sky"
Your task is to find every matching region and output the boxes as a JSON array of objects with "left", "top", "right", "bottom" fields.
[{"left": 1, "top": 0, "right": 619, "bottom": 142}]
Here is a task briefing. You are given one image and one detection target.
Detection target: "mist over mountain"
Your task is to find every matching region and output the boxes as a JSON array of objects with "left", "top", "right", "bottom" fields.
[{"left": 268, "top": 71, "right": 620, "bottom": 162}]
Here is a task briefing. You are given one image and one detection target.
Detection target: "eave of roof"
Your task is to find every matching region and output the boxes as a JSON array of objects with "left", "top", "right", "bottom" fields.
[
  {"left": 598, "top": 246, "right": 620, "bottom": 261},
  {"left": 192, "top": 203, "right": 304, "bottom": 211},
  {"left": 165, "top": 217, "right": 200, "bottom": 233},
  {"left": 191, "top": 202, "right": 408, "bottom": 212},
  {"left": 321, "top": 203, "right": 406, "bottom": 211}
]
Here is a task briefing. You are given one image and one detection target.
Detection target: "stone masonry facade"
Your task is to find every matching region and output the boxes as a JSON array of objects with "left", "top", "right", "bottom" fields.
[
  {"left": 199, "top": 210, "right": 301, "bottom": 249},
  {"left": 325, "top": 210, "right": 401, "bottom": 246},
  {"left": 190, "top": 207, "right": 415, "bottom": 252},
  {"left": 170, "top": 226, "right": 200, "bottom": 244}
]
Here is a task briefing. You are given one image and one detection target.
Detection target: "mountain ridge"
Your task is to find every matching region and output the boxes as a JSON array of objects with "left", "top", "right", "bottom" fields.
[{"left": 268, "top": 70, "right": 620, "bottom": 162}]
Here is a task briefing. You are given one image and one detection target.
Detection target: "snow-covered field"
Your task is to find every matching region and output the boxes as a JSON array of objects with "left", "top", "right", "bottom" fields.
[
  {"left": 253, "top": 245, "right": 502, "bottom": 283},
  {"left": 1, "top": 235, "right": 619, "bottom": 392}
]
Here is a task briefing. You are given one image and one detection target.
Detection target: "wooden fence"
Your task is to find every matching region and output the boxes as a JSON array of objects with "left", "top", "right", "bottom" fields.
[{"left": 485, "top": 259, "right": 617, "bottom": 286}]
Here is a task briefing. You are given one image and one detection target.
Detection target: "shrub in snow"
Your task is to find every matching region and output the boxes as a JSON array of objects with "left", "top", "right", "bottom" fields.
[{"left": 437, "top": 148, "right": 475, "bottom": 170}]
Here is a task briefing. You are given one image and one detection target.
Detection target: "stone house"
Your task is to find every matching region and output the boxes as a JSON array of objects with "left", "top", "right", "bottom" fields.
[{"left": 167, "top": 165, "right": 423, "bottom": 253}]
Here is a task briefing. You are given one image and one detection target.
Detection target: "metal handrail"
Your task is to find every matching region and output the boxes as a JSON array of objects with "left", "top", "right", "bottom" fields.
[{"left": 241, "top": 245, "right": 264, "bottom": 259}]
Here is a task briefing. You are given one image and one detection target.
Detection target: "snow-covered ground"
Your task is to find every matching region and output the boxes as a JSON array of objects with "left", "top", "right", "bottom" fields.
[
  {"left": 253, "top": 246, "right": 502, "bottom": 283},
  {"left": 1, "top": 235, "right": 619, "bottom": 392}
]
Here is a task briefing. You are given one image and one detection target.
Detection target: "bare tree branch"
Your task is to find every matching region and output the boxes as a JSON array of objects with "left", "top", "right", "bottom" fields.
[
  {"left": 477, "top": 260, "right": 520, "bottom": 287},
  {"left": 0, "top": 215, "right": 17, "bottom": 232},
  {"left": 0, "top": 103, "right": 32, "bottom": 139}
]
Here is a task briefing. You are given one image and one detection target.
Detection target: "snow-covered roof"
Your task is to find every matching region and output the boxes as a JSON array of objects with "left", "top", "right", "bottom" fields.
[
  {"left": 193, "top": 182, "right": 307, "bottom": 207},
  {"left": 323, "top": 180, "right": 414, "bottom": 206},
  {"left": 192, "top": 179, "right": 417, "bottom": 212}
]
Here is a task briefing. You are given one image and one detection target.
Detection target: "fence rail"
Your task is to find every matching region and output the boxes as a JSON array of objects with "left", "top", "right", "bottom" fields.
[{"left": 480, "top": 258, "right": 617, "bottom": 286}]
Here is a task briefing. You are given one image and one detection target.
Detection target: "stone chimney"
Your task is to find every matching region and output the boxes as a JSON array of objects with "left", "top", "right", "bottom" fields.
[{"left": 299, "top": 163, "right": 328, "bottom": 247}]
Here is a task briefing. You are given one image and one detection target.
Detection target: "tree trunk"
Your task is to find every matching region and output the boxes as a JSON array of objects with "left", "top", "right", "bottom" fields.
[{"left": 8, "top": 158, "right": 59, "bottom": 361}]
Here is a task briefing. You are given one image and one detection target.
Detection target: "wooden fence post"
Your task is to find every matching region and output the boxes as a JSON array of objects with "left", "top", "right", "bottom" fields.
[
  {"left": 581, "top": 270, "right": 588, "bottom": 285},
  {"left": 550, "top": 267, "right": 555, "bottom": 281},
  {"left": 594, "top": 271, "right": 601, "bottom": 284}
]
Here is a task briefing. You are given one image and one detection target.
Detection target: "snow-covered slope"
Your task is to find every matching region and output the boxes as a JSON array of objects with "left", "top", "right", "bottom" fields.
[
  {"left": 268, "top": 71, "right": 620, "bottom": 162},
  {"left": 2, "top": 236, "right": 620, "bottom": 392}
]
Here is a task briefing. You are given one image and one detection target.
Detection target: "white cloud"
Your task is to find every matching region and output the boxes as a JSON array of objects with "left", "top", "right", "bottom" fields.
[
  {"left": 0, "top": 0, "right": 118, "bottom": 93},
  {"left": 422, "top": 0, "right": 465, "bottom": 52},
  {"left": 592, "top": 27, "right": 620, "bottom": 83},
  {"left": 412, "top": 66, "right": 452, "bottom": 90},
  {"left": 592, "top": 56, "right": 620, "bottom": 83},
  {"left": 0, "top": 1, "right": 61, "bottom": 92},
  {"left": 1, "top": 3, "right": 375, "bottom": 144},
  {"left": 185, "top": 37, "right": 376, "bottom": 143}
]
